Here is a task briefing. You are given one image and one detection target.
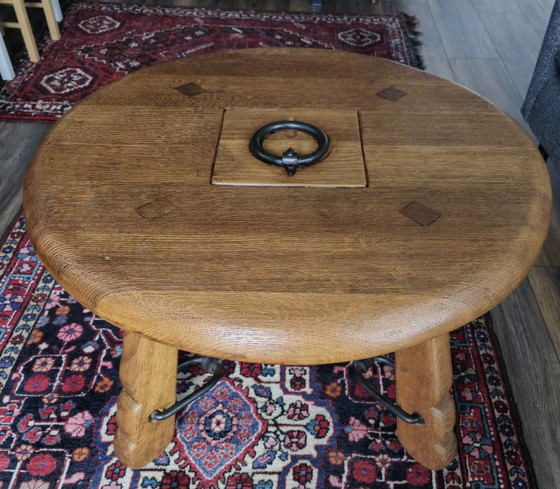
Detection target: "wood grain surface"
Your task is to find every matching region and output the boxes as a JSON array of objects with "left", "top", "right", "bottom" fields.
[{"left": 24, "top": 48, "right": 551, "bottom": 365}]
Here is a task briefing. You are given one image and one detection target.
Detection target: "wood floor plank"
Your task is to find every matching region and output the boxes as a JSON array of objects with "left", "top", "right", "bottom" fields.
[
  {"left": 539, "top": 0, "right": 556, "bottom": 12},
  {"left": 322, "top": 0, "right": 358, "bottom": 14},
  {"left": 264, "top": 0, "right": 291, "bottom": 10},
  {"left": 355, "top": 0, "right": 385, "bottom": 16},
  {"left": 447, "top": 57, "right": 529, "bottom": 130},
  {"left": 287, "top": 0, "right": 313, "bottom": 11},
  {"left": 491, "top": 279, "right": 560, "bottom": 489},
  {"left": 515, "top": 0, "right": 554, "bottom": 34},
  {"left": 508, "top": 67, "right": 538, "bottom": 105},
  {"left": 426, "top": 0, "right": 498, "bottom": 59},
  {"left": 479, "top": 13, "right": 544, "bottom": 81},
  {"left": 473, "top": 0, "right": 522, "bottom": 14},
  {"left": 394, "top": 0, "right": 426, "bottom": 6},
  {"left": 0, "top": 193, "right": 23, "bottom": 241},
  {"left": 478, "top": 11, "right": 548, "bottom": 108},
  {"left": 379, "top": 0, "right": 395, "bottom": 13},
  {"left": 528, "top": 267, "right": 560, "bottom": 362},
  {"left": 537, "top": 224, "right": 560, "bottom": 268},
  {"left": 0, "top": 122, "right": 52, "bottom": 238},
  {"left": 395, "top": 1, "right": 455, "bottom": 80},
  {"left": 536, "top": 159, "right": 560, "bottom": 267}
]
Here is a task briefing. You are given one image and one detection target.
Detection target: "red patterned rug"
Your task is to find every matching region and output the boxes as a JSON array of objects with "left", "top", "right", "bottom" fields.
[
  {"left": 0, "top": 214, "right": 539, "bottom": 488},
  {"left": 0, "top": 2, "right": 422, "bottom": 121}
]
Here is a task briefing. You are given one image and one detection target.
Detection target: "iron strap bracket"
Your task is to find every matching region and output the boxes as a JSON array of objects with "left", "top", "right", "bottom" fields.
[
  {"left": 150, "top": 357, "right": 225, "bottom": 422},
  {"left": 351, "top": 357, "right": 424, "bottom": 425},
  {"left": 150, "top": 355, "right": 423, "bottom": 425}
]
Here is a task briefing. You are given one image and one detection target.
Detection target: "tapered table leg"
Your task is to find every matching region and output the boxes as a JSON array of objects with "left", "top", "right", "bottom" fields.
[
  {"left": 114, "top": 332, "right": 178, "bottom": 469},
  {"left": 395, "top": 333, "right": 457, "bottom": 470}
]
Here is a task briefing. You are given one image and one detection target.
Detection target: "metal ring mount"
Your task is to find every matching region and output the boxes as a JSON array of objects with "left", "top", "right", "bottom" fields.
[{"left": 249, "top": 121, "right": 330, "bottom": 176}]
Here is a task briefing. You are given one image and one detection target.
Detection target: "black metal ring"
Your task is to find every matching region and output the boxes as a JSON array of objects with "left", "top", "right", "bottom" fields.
[{"left": 249, "top": 121, "right": 330, "bottom": 176}]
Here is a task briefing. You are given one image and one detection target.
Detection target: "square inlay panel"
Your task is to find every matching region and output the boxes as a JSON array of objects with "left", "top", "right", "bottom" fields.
[{"left": 211, "top": 108, "right": 367, "bottom": 187}]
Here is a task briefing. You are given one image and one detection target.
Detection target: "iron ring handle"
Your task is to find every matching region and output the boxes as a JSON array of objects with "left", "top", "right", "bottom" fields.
[{"left": 249, "top": 121, "right": 330, "bottom": 176}]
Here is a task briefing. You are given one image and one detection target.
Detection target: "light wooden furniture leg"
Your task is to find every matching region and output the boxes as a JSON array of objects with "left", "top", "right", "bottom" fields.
[
  {"left": 23, "top": 0, "right": 61, "bottom": 40},
  {"left": 39, "top": 0, "right": 60, "bottom": 40},
  {"left": 4, "top": 0, "right": 39, "bottom": 61},
  {"left": 395, "top": 333, "right": 457, "bottom": 470},
  {"left": 114, "top": 332, "right": 178, "bottom": 469},
  {"left": 0, "top": 22, "right": 15, "bottom": 80}
]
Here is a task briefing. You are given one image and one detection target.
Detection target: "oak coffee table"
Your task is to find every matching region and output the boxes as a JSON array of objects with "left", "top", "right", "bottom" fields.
[{"left": 24, "top": 49, "right": 551, "bottom": 471}]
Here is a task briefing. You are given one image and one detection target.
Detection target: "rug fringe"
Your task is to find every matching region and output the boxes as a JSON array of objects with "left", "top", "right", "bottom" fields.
[{"left": 400, "top": 12, "right": 426, "bottom": 70}]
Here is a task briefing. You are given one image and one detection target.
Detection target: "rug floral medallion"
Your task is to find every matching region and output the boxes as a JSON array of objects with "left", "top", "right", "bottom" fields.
[
  {"left": 0, "top": 2, "right": 421, "bottom": 121},
  {"left": 0, "top": 216, "right": 538, "bottom": 488}
]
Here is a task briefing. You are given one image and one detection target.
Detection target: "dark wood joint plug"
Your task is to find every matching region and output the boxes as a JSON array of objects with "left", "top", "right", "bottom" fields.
[
  {"left": 400, "top": 201, "right": 441, "bottom": 226},
  {"left": 175, "top": 83, "right": 206, "bottom": 97},
  {"left": 376, "top": 86, "right": 407, "bottom": 101},
  {"left": 136, "top": 198, "right": 177, "bottom": 221}
]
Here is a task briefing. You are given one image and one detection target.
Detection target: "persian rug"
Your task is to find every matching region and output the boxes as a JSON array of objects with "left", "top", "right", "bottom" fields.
[
  {"left": 0, "top": 215, "right": 538, "bottom": 488},
  {"left": 0, "top": 2, "right": 422, "bottom": 122}
]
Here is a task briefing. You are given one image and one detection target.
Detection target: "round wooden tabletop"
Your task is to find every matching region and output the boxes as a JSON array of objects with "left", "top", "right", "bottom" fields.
[{"left": 24, "top": 49, "right": 551, "bottom": 365}]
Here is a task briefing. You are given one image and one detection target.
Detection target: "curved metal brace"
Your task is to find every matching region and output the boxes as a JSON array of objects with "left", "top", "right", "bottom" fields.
[
  {"left": 150, "top": 357, "right": 224, "bottom": 422},
  {"left": 371, "top": 355, "right": 395, "bottom": 369},
  {"left": 352, "top": 358, "right": 424, "bottom": 425}
]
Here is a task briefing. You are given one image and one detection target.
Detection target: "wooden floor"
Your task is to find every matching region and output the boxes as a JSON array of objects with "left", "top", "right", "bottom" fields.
[{"left": 1, "top": 0, "right": 559, "bottom": 486}]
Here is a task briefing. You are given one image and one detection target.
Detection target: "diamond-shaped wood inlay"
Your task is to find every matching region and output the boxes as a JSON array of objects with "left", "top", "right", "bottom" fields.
[
  {"left": 400, "top": 201, "right": 441, "bottom": 226},
  {"left": 136, "top": 198, "right": 177, "bottom": 221},
  {"left": 175, "top": 83, "right": 206, "bottom": 97},
  {"left": 376, "top": 86, "right": 407, "bottom": 101}
]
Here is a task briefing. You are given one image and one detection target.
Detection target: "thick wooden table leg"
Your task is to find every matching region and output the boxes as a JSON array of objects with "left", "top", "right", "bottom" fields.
[
  {"left": 395, "top": 333, "right": 457, "bottom": 470},
  {"left": 114, "top": 332, "right": 178, "bottom": 469}
]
